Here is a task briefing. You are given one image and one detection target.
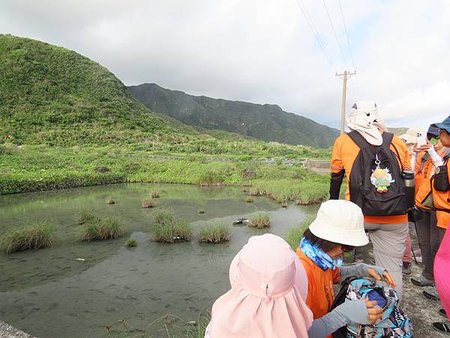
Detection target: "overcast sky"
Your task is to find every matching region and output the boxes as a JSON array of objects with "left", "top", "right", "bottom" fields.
[{"left": 1, "top": 0, "right": 449, "bottom": 130}]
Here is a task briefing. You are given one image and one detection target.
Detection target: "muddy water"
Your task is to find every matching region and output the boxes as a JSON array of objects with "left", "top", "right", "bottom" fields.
[{"left": 0, "top": 183, "right": 317, "bottom": 337}]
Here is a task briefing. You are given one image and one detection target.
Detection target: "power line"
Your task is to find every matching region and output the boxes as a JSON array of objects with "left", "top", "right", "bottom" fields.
[
  {"left": 338, "top": 0, "right": 356, "bottom": 68},
  {"left": 338, "top": 0, "right": 360, "bottom": 97},
  {"left": 294, "top": 0, "right": 335, "bottom": 70},
  {"left": 322, "top": 0, "right": 348, "bottom": 67}
]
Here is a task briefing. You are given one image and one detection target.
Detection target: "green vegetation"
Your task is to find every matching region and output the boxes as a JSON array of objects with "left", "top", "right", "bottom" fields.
[
  {"left": 80, "top": 217, "right": 122, "bottom": 241},
  {"left": 77, "top": 210, "right": 96, "bottom": 225},
  {"left": 150, "top": 209, "right": 192, "bottom": 243},
  {"left": 285, "top": 215, "right": 315, "bottom": 250},
  {"left": 1, "top": 223, "right": 56, "bottom": 253},
  {"left": 244, "top": 196, "right": 254, "bottom": 203},
  {"left": 249, "top": 213, "right": 271, "bottom": 229},
  {"left": 125, "top": 239, "right": 138, "bottom": 247},
  {"left": 198, "top": 223, "right": 230, "bottom": 243},
  {"left": 0, "top": 35, "right": 331, "bottom": 205},
  {"left": 150, "top": 191, "right": 160, "bottom": 198}
]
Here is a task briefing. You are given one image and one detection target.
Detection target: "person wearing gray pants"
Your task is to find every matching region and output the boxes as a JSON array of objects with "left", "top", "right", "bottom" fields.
[{"left": 365, "top": 222, "right": 409, "bottom": 301}]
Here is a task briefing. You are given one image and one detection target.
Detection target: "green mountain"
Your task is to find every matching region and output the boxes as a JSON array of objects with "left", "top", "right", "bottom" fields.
[
  {"left": 0, "top": 34, "right": 193, "bottom": 146},
  {"left": 128, "top": 83, "right": 339, "bottom": 148}
]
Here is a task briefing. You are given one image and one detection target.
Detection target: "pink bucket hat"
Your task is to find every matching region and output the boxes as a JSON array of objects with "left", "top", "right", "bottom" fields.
[{"left": 207, "top": 234, "right": 313, "bottom": 338}]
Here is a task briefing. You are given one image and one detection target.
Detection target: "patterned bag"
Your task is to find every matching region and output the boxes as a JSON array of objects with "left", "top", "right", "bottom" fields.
[{"left": 331, "top": 277, "right": 413, "bottom": 338}]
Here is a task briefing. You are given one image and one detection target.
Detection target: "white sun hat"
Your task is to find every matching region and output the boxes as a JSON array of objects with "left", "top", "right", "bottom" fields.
[
  {"left": 399, "top": 128, "right": 425, "bottom": 145},
  {"left": 309, "top": 200, "right": 369, "bottom": 247}
]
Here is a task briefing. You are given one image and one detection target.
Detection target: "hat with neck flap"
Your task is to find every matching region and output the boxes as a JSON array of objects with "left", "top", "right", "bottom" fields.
[{"left": 347, "top": 100, "right": 383, "bottom": 146}]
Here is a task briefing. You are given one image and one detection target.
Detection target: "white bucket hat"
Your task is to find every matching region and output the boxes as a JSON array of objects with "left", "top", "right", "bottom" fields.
[
  {"left": 309, "top": 200, "right": 369, "bottom": 247},
  {"left": 399, "top": 128, "right": 425, "bottom": 145}
]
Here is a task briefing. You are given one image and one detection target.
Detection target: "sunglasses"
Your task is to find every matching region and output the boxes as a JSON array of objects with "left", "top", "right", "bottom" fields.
[{"left": 341, "top": 245, "right": 355, "bottom": 252}]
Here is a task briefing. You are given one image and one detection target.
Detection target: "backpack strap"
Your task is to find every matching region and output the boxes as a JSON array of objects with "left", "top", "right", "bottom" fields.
[
  {"left": 387, "top": 133, "right": 405, "bottom": 172},
  {"left": 347, "top": 130, "right": 371, "bottom": 150}
]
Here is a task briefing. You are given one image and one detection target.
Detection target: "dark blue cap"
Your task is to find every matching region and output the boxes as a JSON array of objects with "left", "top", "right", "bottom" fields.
[
  {"left": 432, "top": 116, "right": 450, "bottom": 134},
  {"left": 427, "top": 125, "right": 440, "bottom": 137}
]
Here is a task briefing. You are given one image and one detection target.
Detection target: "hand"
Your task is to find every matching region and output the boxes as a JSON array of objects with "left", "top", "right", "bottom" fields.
[
  {"left": 413, "top": 143, "right": 431, "bottom": 153},
  {"left": 367, "top": 268, "right": 396, "bottom": 288},
  {"left": 365, "top": 300, "right": 383, "bottom": 324}
]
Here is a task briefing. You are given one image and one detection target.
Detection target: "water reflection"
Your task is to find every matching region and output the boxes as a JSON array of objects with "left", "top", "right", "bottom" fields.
[{"left": 0, "top": 183, "right": 317, "bottom": 337}]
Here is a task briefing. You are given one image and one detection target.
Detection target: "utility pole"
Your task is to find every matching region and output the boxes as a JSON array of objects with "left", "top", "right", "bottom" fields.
[{"left": 336, "top": 70, "right": 356, "bottom": 135}]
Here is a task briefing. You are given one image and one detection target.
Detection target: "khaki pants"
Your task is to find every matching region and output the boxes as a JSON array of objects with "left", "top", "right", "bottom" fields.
[{"left": 365, "top": 221, "right": 408, "bottom": 301}]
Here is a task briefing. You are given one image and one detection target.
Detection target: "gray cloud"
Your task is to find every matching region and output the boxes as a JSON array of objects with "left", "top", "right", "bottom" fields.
[{"left": 1, "top": 0, "right": 448, "bottom": 129}]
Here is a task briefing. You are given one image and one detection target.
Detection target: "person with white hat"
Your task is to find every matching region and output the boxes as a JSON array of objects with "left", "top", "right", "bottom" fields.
[
  {"left": 296, "top": 199, "right": 395, "bottom": 336},
  {"left": 206, "top": 233, "right": 384, "bottom": 338}
]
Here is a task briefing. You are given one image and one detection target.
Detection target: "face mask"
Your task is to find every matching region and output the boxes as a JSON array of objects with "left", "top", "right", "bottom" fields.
[{"left": 430, "top": 138, "right": 439, "bottom": 146}]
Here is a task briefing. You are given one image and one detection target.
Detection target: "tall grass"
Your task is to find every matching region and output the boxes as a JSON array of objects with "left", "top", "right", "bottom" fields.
[
  {"left": 198, "top": 223, "right": 230, "bottom": 243},
  {"left": 150, "top": 209, "right": 192, "bottom": 243},
  {"left": 249, "top": 213, "right": 271, "bottom": 229},
  {"left": 80, "top": 217, "right": 122, "bottom": 241},
  {"left": 1, "top": 223, "right": 56, "bottom": 254},
  {"left": 253, "top": 178, "right": 329, "bottom": 205}
]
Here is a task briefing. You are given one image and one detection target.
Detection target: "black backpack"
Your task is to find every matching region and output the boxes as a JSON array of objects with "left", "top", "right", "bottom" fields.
[{"left": 348, "top": 131, "right": 407, "bottom": 216}]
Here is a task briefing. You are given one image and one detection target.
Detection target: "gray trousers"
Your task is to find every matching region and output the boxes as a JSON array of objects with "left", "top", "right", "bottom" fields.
[
  {"left": 365, "top": 221, "right": 409, "bottom": 301},
  {"left": 415, "top": 210, "right": 445, "bottom": 280}
]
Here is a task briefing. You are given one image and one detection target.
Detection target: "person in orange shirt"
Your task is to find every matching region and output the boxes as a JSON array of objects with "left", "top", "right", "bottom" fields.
[
  {"left": 296, "top": 199, "right": 394, "bottom": 338},
  {"left": 410, "top": 125, "right": 448, "bottom": 298},
  {"left": 431, "top": 116, "right": 450, "bottom": 334},
  {"left": 329, "top": 101, "right": 411, "bottom": 300}
]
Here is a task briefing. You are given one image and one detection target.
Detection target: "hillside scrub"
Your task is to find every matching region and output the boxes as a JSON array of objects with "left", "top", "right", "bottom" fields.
[{"left": 0, "top": 35, "right": 332, "bottom": 204}]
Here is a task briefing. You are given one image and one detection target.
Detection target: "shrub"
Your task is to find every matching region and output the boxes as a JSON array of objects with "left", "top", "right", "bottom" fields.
[
  {"left": 1, "top": 223, "right": 56, "bottom": 254},
  {"left": 245, "top": 196, "right": 254, "bottom": 203},
  {"left": 150, "top": 209, "right": 192, "bottom": 243},
  {"left": 151, "top": 191, "right": 160, "bottom": 198},
  {"left": 80, "top": 217, "right": 122, "bottom": 241},
  {"left": 198, "top": 223, "right": 230, "bottom": 243},
  {"left": 198, "top": 209, "right": 206, "bottom": 214},
  {"left": 249, "top": 213, "right": 270, "bottom": 229}
]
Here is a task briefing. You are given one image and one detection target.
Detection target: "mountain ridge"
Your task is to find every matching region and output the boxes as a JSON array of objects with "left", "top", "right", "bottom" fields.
[{"left": 128, "top": 83, "right": 339, "bottom": 148}]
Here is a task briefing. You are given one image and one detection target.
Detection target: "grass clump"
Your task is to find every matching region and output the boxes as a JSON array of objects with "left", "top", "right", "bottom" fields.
[
  {"left": 125, "top": 239, "right": 138, "bottom": 247},
  {"left": 248, "top": 213, "right": 271, "bottom": 229},
  {"left": 198, "top": 209, "right": 206, "bottom": 214},
  {"left": 245, "top": 196, "right": 254, "bottom": 203},
  {"left": 150, "top": 209, "right": 192, "bottom": 243},
  {"left": 198, "top": 223, "right": 230, "bottom": 243},
  {"left": 285, "top": 215, "right": 314, "bottom": 250},
  {"left": 80, "top": 217, "right": 122, "bottom": 241},
  {"left": 151, "top": 191, "right": 160, "bottom": 198},
  {"left": 1, "top": 223, "right": 56, "bottom": 254},
  {"left": 142, "top": 199, "right": 157, "bottom": 208},
  {"left": 77, "top": 210, "right": 97, "bottom": 225}
]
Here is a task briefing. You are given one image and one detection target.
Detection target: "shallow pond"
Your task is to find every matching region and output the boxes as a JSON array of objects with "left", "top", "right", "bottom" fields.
[{"left": 0, "top": 183, "right": 317, "bottom": 337}]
